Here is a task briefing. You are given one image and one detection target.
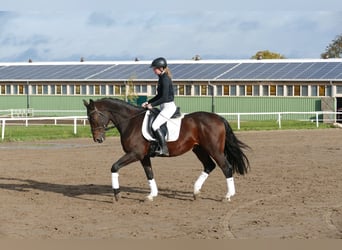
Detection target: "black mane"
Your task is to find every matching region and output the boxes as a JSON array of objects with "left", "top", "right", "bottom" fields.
[{"left": 96, "top": 97, "right": 143, "bottom": 111}]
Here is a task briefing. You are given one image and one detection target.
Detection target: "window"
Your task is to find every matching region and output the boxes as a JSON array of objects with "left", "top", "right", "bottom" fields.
[
  {"left": 319, "top": 85, "right": 325, "bottom": 96},
  {"left": 31, "top": 85, "right": 36, "bottom": 94},
  {"left": 287, "top": 85, "right": 293, "bottom": 96},
  {"left": 43, "top": 85, "right": 49, "bottom": 94},
  {"left": 270, "top": 85, "right": 276, "bottom": 96},
  {"left": 75, "top": 85, "right": 81, "bottom": 95},
  {"left": 201, "top": 85, "right": 207, "bottom": 95},
  {"left": 277, "top": 85, "right": 284, "bottom": 96},
  {"left": 173, "top": 85, "right": 178, "bottom": 95},
  {"left": 294, "top": 85, "right": 300, "bottom": 96},
  {"left": 336, "top": 86, "right": 342, "bottom": 94},
  {"left": 89, "top": 85, "right": 94, "bottom": 95},
  {"left": 108, "top": 85, "right": 114, "bottom": 95},
  {"left": 253, "top": 85, "right": 259, "bottom": 96},
  {"left": 311, "top": 85, "right": 318, "bottom": 96},
  {"left": 69, "top": 85, "right": 74, "bottom": 95},
  {"left": 56, "top": 85, "right": 61, "bottom": 94},
  {"left": 114, "top": 85, "right": 121, "bottom": 95},
  {"left": 13, "top": 85, "right": 18, "bottom": 94},
  {"left": 223, "top": 85, "right": 229, "bottom": 96},
  {"left": 81, "top": 85, "right": 87, "bottom": 95},
  {"left": 101, "top": 85, "right": 106, "bottom": 95},
  {"left": 134, "top": 85, "right": 147, "bottom": 94},
  {"left": 246, "top": 85, "right": 252, "bottom": 96},
  {"left": 50, "top": 85, "right": 55, "bottom": 94},
  {"left": 37, "top": 85, "right": 43, "bottom": 94},
  {"left": 94, "top": 85, "right": 100, "bottom": 95},
  {"left": 185, "top": 85, "right": 191, "bottom": 95},
  {"left": 326, "top": 85, "right": 332, "bottom": 96},
  {"left": 216, "top": 85, "right": 222, "bottom": 96},
  {"left": 194, "top": 85, "right": 200, "bottom": 95},
  {"left": 62, "top": 85, "right": 67, "bottom": 94},
  {"left": 151, "top": 85, "right": 157, "bottom": 95},
  {"left": 177, "top": 85, "right": 184, "bottom": 95},
  {"left": 0, "top": 85, "right": 5, "bottom": 94},
  {"left": 230, "top": 85, "right": 236, "bottom": 96},
  {"left": 302, "top": 85, "right": 308, "bottom": 96},
  {"left": 262, "top": 85, "right": 269, "bottom": 96},
  {"left": 208, "top": 85, "right": 214, "bottom": 96},
  {"left": 18, "top": 85, "right": 25, "bottom": 94},
  {"left": 239, "top": 85, "right": 245, "bottom": 96}
]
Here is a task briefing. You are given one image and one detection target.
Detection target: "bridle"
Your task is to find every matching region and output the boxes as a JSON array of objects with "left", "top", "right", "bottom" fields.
[
  {"left": 88, "top": 109, "right": 113, "bottom": 132},
  {"left": 88, "top": 108, "right": 147, "bottom": 132}
]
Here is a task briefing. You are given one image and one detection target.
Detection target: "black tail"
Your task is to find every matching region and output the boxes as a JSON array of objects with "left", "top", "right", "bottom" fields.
[{"left": 222, "top": 117, "right": 250, "bottom": 175}]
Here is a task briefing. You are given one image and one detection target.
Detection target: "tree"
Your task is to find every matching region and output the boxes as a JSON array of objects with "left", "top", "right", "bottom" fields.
[
  {"left": 321, "top": 34, "right": 342, "bottom": 58},
  {"left": 251, "top": 50, "right": 286, "bottom": 60},
  {"left": 124, "top": 76, "right": 138, "bottom": 104}
]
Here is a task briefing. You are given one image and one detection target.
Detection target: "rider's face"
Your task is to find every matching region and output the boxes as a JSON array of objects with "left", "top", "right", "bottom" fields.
[{"left": 152, "top": 67, "right": 162, "bottom": 75}]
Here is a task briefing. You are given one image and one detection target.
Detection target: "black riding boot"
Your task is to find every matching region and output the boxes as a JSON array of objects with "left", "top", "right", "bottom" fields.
[{"left": 154, "top": 129, "right": 169, "bottom": 156}]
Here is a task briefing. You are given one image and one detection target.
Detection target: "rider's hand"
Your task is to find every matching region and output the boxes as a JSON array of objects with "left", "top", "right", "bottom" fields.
[{"left": 142, "top": 102, "right": 152, "bottom": 109}]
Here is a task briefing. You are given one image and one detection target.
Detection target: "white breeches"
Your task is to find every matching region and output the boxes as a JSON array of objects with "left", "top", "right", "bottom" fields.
[{"left": 152, "top": 101, "right": 177, "bottom": 131}]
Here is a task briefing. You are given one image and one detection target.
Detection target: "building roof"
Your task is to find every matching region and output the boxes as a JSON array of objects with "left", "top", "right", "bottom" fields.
[{"left": 0, "top": 59, "right": 342, "bottom": 82}]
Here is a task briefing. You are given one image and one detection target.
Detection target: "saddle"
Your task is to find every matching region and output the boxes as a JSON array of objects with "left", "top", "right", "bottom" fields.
[
  {"left": 142, "top": 107, "right": 183, "bottom": 156},
  {"left": 142, "top": 107, "right": 183, "bottom": 157},
  {"left": 146, "top": 107, "right": 181, "bottom": 138}
]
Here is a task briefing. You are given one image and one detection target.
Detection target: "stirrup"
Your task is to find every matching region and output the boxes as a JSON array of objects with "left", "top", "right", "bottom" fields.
[{"left": 155, "top": 147, "right": 169, "bottom": 156}]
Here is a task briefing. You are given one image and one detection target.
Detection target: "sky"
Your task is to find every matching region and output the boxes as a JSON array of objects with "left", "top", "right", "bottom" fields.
[{"left": 0, "top": 0, "right": 342, "bottom": 62}]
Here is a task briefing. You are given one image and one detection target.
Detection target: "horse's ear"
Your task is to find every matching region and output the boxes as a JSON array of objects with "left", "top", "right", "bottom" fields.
[
  {"left": 89, "top": 99, "right": 95, "bottom": 108},
  {"left": 83, "top": 99, "right": 89, "bottom": 107}
]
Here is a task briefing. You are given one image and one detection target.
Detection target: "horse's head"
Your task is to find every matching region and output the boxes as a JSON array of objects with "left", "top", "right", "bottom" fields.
[{"left": 83, "top": 99, "right": 110, "bottom": 143}]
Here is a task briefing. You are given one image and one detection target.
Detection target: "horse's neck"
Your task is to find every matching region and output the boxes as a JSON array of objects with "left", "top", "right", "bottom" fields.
[{"left": 107, "top": 101, "right": 142, "bottom": 128}]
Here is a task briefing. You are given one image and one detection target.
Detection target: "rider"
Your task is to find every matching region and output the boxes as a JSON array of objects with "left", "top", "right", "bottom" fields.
[{"left": 142, "top": 57, "right": 177, "bottom": 156}]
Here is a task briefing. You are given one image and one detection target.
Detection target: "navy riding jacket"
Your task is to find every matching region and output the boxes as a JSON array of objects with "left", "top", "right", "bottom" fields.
[{"left": 148, "top": 73, "right": 174, "bottom": 107}]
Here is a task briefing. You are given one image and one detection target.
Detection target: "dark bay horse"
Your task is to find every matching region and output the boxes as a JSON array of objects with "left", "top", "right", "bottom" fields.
[{"left": 83, "top": 98, "right": 250, "bottom": 201}]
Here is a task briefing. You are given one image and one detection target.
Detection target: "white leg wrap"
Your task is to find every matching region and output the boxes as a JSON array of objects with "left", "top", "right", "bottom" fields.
[
  {"left": 111, "top": 172, "right": 119, "bottom": 189},
  {"left": 226, "top": 177, "right": 236, "bottom": 199},
  {"left": 194, "top": 171, "right": 209, "bottom": 194},
  {"left": 148, "top": 179, "right": 158, "bottom": 197}
]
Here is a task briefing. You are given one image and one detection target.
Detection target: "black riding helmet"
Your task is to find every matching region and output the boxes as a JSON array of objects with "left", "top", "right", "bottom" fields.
[{"left": 150, "top": 57, "right": 167, "bottom": 68}]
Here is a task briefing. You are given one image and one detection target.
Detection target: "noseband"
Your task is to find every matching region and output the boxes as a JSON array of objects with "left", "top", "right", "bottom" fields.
[{"left": 88, "top": 109, "right": 113, "bottom": 131}]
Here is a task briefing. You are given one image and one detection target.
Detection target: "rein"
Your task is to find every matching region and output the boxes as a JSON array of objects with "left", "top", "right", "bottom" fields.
[{"left": 88, "top": 108, "right": 147, "bottom": 131}]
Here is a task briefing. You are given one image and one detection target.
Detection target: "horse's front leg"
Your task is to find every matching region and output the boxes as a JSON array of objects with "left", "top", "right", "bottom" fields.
[
  {"left": 141, "top": 156, "right": 158, "bottom": 201},
  {"left": 111, "top": 152, "right": 139, "bottom": 201}
]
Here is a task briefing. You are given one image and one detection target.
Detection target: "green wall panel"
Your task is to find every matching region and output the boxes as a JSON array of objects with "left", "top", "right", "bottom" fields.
[{"left": 0, "top": 95, "right": 327, "bottom": 119}]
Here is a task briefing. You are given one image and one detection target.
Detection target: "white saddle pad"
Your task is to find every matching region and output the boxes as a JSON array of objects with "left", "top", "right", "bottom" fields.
[{"left": 142, "top": 110, "right": 183, "bottom": 142}]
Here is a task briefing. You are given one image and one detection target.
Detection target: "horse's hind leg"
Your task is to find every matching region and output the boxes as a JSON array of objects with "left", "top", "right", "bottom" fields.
[
  {"left": 210, "top": 152, "right": 235, "bottom": 201},
  {"left": 140, "top": 156, "right": 158, "bottom": 201},
  {"left": 192, "top": 145, "right": 216, "bottom": 200}
]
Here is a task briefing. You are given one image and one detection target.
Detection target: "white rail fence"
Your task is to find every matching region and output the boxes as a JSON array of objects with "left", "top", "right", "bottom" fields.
[
  {"left": 0, "top": 111, "right": 341, "bottom": 141},
  {"left": 0, "top": 116, "right": 87, "bottom": 140},
  {"left": 217, "top": 111, "right": 342, "bottom": 130}
]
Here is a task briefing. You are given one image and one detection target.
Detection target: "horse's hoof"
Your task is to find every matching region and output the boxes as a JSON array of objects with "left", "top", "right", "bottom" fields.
[
  {"left": 193, "top": 192, "right": 201, "bottom": 200},
  {"left": 222, "top": 196, "right": 232, "bottom": 202},
  {"left": 113, "top": 193, "right": 121, "bottom": 202},
  {"left": 145, "top": 195, "right": 154, "bottom": 202}
]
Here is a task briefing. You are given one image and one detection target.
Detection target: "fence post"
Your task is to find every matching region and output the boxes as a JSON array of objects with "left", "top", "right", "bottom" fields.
[
  {"left": 316, "top": 112, "right": 319, "bottom": 128},
  {"left": 1, "top": 119, "right": 5, "bottom": 140},
  {"left": 74, "top": 117, "right": 77, "bottom": 135},
  {"left": 237, "top": 113, "right": 241, "bottom": 130},
  {"left": 278, "top": 113, "right": 281, "bottom": 128}
]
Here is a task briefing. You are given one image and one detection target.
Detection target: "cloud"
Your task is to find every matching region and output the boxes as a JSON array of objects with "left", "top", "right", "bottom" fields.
[
  {"left": 0, "top": 7, "right": 341, "bottom": 62},
  {"left": 87, "top": 12, "right": 116, "bottom": 27}
]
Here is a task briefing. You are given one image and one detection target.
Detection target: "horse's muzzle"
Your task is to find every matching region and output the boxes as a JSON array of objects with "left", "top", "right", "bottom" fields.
[{"left": 94, "top": 137, "right": 104, "bottom": 143}]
